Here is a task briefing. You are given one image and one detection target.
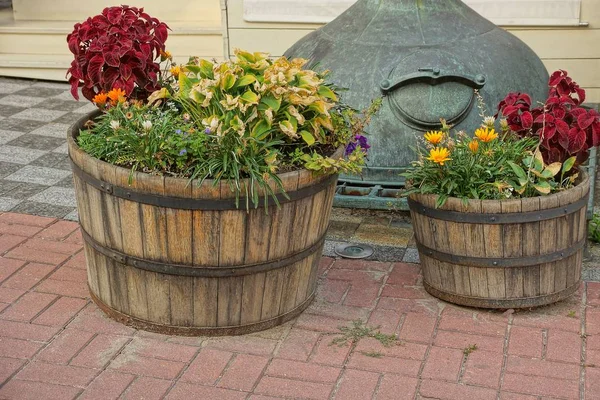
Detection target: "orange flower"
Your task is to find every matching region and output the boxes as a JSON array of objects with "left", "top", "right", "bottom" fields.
[
  {"left": 427, "top": 147, "right": 451, "bottom": 166},
  {"left": 424, "top": 131, "right": 444, "bottom": 145},
  {"left": 160, "top": 50, "right": 173, "bottom": 61},
  {"left": 474, "top": 127, "right": 498, "bottom": 143},
  {"left": 107, "top": 88, "right": 127, "bottom": 105},
  {"left": 468, "top": 140, "right": 479, "bottom": 153},
  {"left": 92, "top": 92, "right": 108, "bottom": 107},
  {"left": 170, "top": 65, "right": 181, "bottom": 78}
]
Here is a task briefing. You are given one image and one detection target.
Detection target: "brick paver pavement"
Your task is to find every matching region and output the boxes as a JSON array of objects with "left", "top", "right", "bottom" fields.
[{"left": 0, "top": 211, "right": 599, "bottom": 399}]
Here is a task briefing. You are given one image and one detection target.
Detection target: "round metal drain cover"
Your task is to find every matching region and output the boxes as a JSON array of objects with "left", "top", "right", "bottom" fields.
[{"left": 334, "top": 243, "right": 374, "bottom": 259}]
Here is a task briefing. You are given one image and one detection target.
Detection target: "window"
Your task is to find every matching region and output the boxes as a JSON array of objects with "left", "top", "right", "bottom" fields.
[{"left": 242, "top": 0, "right": 583, "bottom": 26}]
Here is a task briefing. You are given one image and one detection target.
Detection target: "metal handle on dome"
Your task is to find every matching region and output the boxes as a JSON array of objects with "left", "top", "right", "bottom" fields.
[{"left": 379, "top": 67, "right": 486, "bottom": 94}]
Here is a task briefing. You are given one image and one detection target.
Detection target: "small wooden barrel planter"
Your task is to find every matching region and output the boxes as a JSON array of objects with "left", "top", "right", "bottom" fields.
[
  {"left": 408, "top": 173, "right": 589, "bottom": 309},
  {"left": 68, "top": 112, "right": 338, "bottom": 335}
]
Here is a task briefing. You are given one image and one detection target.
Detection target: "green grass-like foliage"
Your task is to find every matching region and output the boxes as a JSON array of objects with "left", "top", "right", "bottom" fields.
[
  {"left": 330, "top": 320, "right": 400, "bottom": 347},
  {"left": 589, "top": 213, "right": 600, "bottom": 243}
]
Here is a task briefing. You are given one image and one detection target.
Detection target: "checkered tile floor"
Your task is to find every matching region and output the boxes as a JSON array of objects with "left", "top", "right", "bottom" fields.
[{"left": 0, "top": 77, "right": 96, "bottom": 220}]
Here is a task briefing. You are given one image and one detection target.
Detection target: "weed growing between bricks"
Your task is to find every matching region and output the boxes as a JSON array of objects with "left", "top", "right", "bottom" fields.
[{"left": 330, "top": 319, "right": 403, "bottom": 357}]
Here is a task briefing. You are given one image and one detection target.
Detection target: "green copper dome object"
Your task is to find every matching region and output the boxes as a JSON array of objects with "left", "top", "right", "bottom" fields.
[{"left": 285, "top": 0, "right": 549, "bottom": 186}]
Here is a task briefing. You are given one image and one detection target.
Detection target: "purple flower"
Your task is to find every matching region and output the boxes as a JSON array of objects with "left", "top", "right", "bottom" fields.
[
  {"left": 355, "top": 135, "right": 370, "bottom": 151},
  {"left": 345, "top": 142, "right": 357, "bottom": 156},
  {"left": 179, "top": 148, "right": 187, "bottom": 156},
  {"left": 175, "top": 129, "right": 182, "bottom": 134},
  {"left": 204, "top": 128, "right": 211, "bottom": 134}
]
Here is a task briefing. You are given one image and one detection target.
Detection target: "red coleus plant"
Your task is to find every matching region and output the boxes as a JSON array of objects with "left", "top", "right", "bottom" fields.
[
  {"left": 497, "top": 70, "right": 600, "bottom": 165},
  {"left": 66, "top": 5, "right": 169, "bottom": 102}
]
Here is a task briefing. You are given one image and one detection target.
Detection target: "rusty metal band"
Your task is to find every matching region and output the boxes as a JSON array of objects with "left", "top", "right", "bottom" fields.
[
  {"left": 81, "top": 227, "right": 325, "bottom": 278},
  {"left": 89, "top": 285, "right": 316, "bottom": 336},
  {"left": 408, "top": 194, "right": 588, "bottom": 224},
  {"left": 423, "top": 281, "right": 580, "bottom": 309},
  {"left": 416, "top": 238, "right": 585, "bottom": 268},
  {"left": 70, "top": 158, "right": 336, "bottom": 210}
]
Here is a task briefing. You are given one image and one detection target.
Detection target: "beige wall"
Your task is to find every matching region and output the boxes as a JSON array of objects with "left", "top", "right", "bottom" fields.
[
  {"left": 1, "top": 0, "right": 598, "bottom": 103},
  {"left": 226, "top": 0, "right": 600, "bottom": 103}
]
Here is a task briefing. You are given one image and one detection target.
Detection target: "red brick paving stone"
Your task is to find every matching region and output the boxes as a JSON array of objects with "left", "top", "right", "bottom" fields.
[
  {"left": 326, "top": 269, "right": 386, "bottom": 283},
  {"left": 438, "top": 308, "right": 506, "bottom": 337},
  {"left": 377, "top": 296, "right": 439, "bottom": 314},
  {"left": 0, "top": 222, "right": 44, "bottom": 237},
  {"left": 0, "top": 357, "right": 25, "bottom": 384},
  {"left": 587, "top": 307, "right": 600, "bottom": 335},
  {"left": 508, "top": 325, "right": 543, "bottom": 358},
  {"left": 0, "top": 256, "right": 26, "bottom": 282},
  {"left": 376, "top": 374, "right": 419, "bottom": 400},
  {"left": 121, "top": 376, "right": 172, "bottom": 400},
  {"left": 36, "top": 328, "right": 96, "bottom": 364},
  {"left": 381, "top": 284, "right": 428, "bottom": 299},
  {"left": 586, "top": 367, "right": 600, "bottom": 399},
  {"left": 0, "top": 234, "right": 28, "bottom": 253},
  {"left": 421, "top": 346, "right": 464, "bottom": 381},
  {"left": 307, "top": 301, "right": 370, "bottom": 321},
  {"left": 398, "top": 312, "right": 437, "bottom": 344},
  {"left": 0, "top": 380, "right": 81, "bottom": 400},
  {"left": 62, "top": 250, "right": 87, "bottom": 269},
  {"left": 461, "top": 350, "right": 503, "bottom": 389},
  {"left": 434, "top": 330, "right": 505, "bottom": 353},
  {"left": 330, "top": 258, "right": 391, "bottom": 272},
  {"left": 0, "top": 337, "right": 45, "bottom": 358},
  {"left": 21, "top": 237, "right": 82, "bottom": 255},
  {"left": 419, "top": 379, "right": 497, "bottom": 400},
  {"left": 32, "top": 296, "right": 87, "bottom": 326},
  {"left": 79, "top": 370, "right": 135, "bottom": 400},
  {"left": 124, "top": 337, "right": 198, "bottom": 363},
  {"left": 499, "top": 393, "right": 539, "bottom": 400},
  {"left": 266, "top": 358, "right": 340, "bottom": 383},
  {"left": 0, "top": 319, "right": 60, "bottom": 341},
  {"left": 17, "top": 360, "right": 97, "bottom": 387},
  {"left": 49, "top": 266, "right": 88, "bottom": 282},
  {"left": 512, "top": 313, "right": 581, "bottom": 333},
  {"left": 0, "top": 301, "right": 8, "bottom": 312},
  {"left": 204, "top": 335, "right": 278, "bottom": 356},
  {"left": 333, "top": 368, "right": 379, "bottom": 400},
  {"left": 63, "top": 230, "right": 84, "bottom": 245},
  {"left": 254, "top": 376, "right": 334, "bottom": 400},
  {"left": 367, "top": 307, "right": 402, "bottom": 334},
  {"left": 109, "top": 353, "right": 186, "bottom": 380},
  {"left": 354, "top": 337, "right": 427, "bottom": 360},
  {"left": 387, "top": 262, "right": 421, "bottom": 285},
  {"left": 180, "top": 348, "right": 232, "bottom": 384},
  {"left": 309, "top": 334, "right": 351, "bottom": 366},
  {"left": 166, "top": 382, "right": 248, "bottom": 400},
  {"left": 276, "top": 328, "right": 320, "bottom": 361},
  {"left": 35, "top": 278, "right": 90, "bottom": 298},
  {"left": 588, "top": 349, "right": 600, "bottom": 366},
  {"left": 502, "top": 373, "right": 579, "bottom": 398},
  {"left": 587, "top": 334, "right": 600, "bottom": 351},
  {"left": 589, "top": 282, "right": 600, "bottom": 307},
  {"left": 218, "top": 353, "right": 269, "bottom": 391},
  {"left": 318, "top": 256, "right": 335, "bottom": 276},
  {"left": 318, "top": 279, "right": 350, "bottom": 303},
  {"left": 0, "top": 286, "right": 26, "bottom": 303},
  {"left": 35, "top": 220, "right": 79, "bottom": 241},
  {"left": 1, "top": 262, "right": 56, "bottom": 290},
  {"left": 248, "top": 395, "right": 287, "bottom": 400},
  {"left": 346, "top": 352, "right": 421, "bottom": 376},
  {"left": 506, "top": 355, "right": 580, "bottom": 380},
  {"left": 294, "top": 313, "right": 345, "bottom": 333},
  {"left": 71, "top": 334, "right": 130, "bottom": 369},
  {"left": 4, "top": 245, "right": 71, "bottom": 265},
  {"left": 0, "top": 291, "right": 57, "bottom": 321},
  {"left": 546, "top": 329, "right": 582, "bottom": 363},
  {"left": 0, "top": 212, "right": 56, "bottom": 227}
]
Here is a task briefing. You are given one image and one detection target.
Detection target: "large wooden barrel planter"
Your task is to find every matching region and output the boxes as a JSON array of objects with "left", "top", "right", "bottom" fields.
[
  {"left": 68, "top": 112, "right": 338, "bottom": 335},
  {"left": 408, "top": 173, "right": 589, "bottom": 309}
]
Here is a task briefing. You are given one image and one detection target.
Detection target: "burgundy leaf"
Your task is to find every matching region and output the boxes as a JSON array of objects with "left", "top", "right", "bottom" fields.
[
  {"left": 548, "top": 70, "right": 566, "bottom": 86},
  {"left": 119, "top": 63, "right": 132, "bottom": 80},
  {"left": 578, "top": 111, "right": 596, "bottom": 130},
  {"left": 101, "top": 67, "right": 119, "bottom": 91},
  {"left": 86, "top": 54, "right": 104, "bottom": 86},
  {"left": 68, "top": 76, "right": 80, "bottom": 100},
  {"left": 81, "top": 86, "right": 97, "bottom": 102},
  {"left": 104, "top": 6, "right": 123, "bottom": 25},
  {"left": 521, "top": 111, "right": 533, "bottom": 129},
  {"left": 567, "top": 128, "right": 586, "bottom": 154}
]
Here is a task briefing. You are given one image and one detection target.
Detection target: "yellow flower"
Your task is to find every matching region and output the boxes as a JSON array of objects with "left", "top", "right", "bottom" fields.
[
  {"left": 92, "top": 92, "right": 108, "bottom": 107},
  {"left": 170, "top": 65, "right": 181, "bottom": 78},
  {"left": 160, "top": 50, "right": 172, "bottom": 61},
  {"left": 427, "top": 147, "right": 451, "bottom": 165},
  {"left": 424, "top": 131, "right": 444, "bottom": 145},
  {"left": 107, "top": 88, "right": 126, "bottom": 105},
  {"left": 474, "top": 127, "right": 498, "bottom": 143},
  {"left": 468, "top": 140, "right": 479, "bottom": 153}
]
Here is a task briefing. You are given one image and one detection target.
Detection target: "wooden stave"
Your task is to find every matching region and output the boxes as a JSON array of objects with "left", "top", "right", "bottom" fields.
[{"left": 409, "top": 173, "right": 589, "bottom": 309}]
